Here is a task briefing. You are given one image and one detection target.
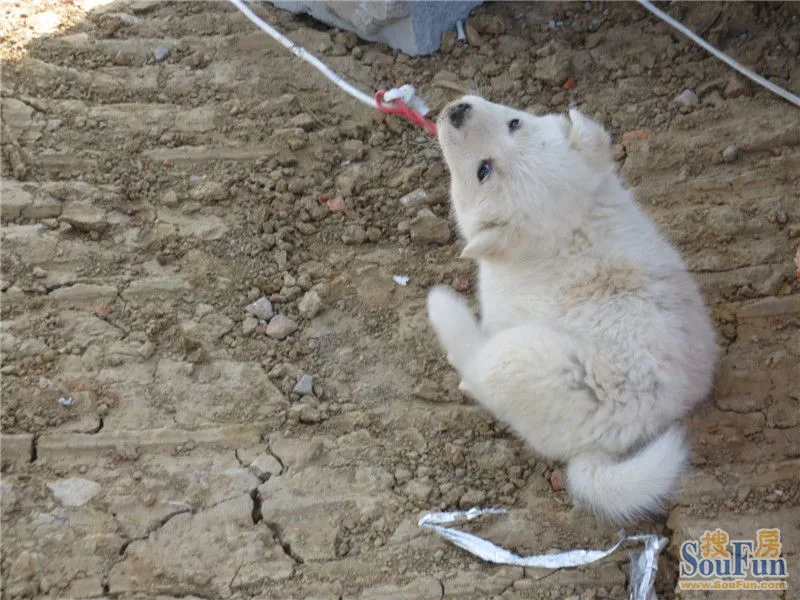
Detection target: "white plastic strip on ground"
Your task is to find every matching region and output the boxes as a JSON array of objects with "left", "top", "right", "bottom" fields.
[
  {"left": 419, "top": 508, "right": 666, "bottom": 600},
  {"left": 636, "top": 0, "right": 800, "bottom": 108}
]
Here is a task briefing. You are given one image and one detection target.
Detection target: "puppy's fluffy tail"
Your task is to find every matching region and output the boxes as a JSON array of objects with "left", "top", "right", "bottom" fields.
[
  {"left": 566, "top": 425, "right": 689, "bottom": 524},
  {"left": 427, "top": 285, "right": 482, "bottom": 373}
]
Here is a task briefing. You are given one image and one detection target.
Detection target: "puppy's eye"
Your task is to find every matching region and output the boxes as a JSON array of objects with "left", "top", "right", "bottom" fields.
[
  {"left": 477, "top": 160, "right": 492, "bottom": 183},
  {"left": 508, "top": 118, "right": 521, "bottom": 132}
]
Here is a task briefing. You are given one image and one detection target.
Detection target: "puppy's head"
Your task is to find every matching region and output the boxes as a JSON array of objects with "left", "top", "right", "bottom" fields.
[{"left": 437, "top": 95, "right": 613, "bottom": 259}]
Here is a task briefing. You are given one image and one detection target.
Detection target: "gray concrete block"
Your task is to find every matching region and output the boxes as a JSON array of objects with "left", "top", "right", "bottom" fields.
[{"left": 268, "top": 0, "right": 483, "bottom": 56}]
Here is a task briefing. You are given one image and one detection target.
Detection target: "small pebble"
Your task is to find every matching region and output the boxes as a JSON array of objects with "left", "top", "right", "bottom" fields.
[
  {"left": 289, "top": 113, "right": 316, "bottom": 131},
  {"left": 465, "top": 23, "right": 482, "bottom": 46},
  {"left": 138, "top": 341, "right": 155, "bottom": 359},
  {"left": 342, "top": 224, "right": 367, "bottom": 245},
  {"left": 410, "top": 208, "right": 451, "bottom": 245},
  {"left": 48, "top": 478, "right": 100, "bottom": 507},
  {"left": 163, "top": 190, "right": 179, "bottom": 207},
  {"left": 154, "top": 47, "right": 170, "bottom": 62},
  {"left": 621, "top": 128, "right": 652, "bottom": 144},
  {"left": 265, "top": 314, "right": 298, "bottom": 340},
  {"left": 190, "top": 181, "right": 228, "bottom": 203},
  {"left": 250, "top": 454, "right": 283, "bottom": 480},
  {"left": 674, "top": 89, "right": 699, "bottom": 107},
  {"left": 327, "top": 196, "right": 346, "bottom": 212},
  {"left": 293, "top": 373, "right": 315, "bottom": 397},
  {"left": 459, "top": 488, "right": 487, "bottom": 507},
  {"left": 724, "top": 76, "right": 747, "bottom": 99},
  {"left": 242, "top": 317, "right": 258, "bottom": 335},
  {"left": 413, "top": 379, "right": 442, "bottom": 402},
  {"left": 245, "top": 296, "right": 274, "bottom": 321},
  {"left": 298, "top": 290, "right": 322, "bottom": 318},
  {"left": 722, "top": 145, "right": 738, "bottom": 163},
  {"left": 440, "top": 30, "right": 457, "bottom": 53},
  {"left": 398, "top": 188, "right": 428, "bottom": 209},
  {"left": 297, "top": 404, "right": 324, "bottom": 423},
  {"left": 549, "top": 469, "right": 565, "bottom": 492},
  {"left": 195, "top": 303, "right": 215, "bottom": 318},
  {"left": 406, "top": 479, "right": 434, "bottom": 502},
  {"left": 736, "top": 487, "right": 751, "bottom": 503},
  {"left": 1, "top": 482, "right": 21, "bottom": 513}
]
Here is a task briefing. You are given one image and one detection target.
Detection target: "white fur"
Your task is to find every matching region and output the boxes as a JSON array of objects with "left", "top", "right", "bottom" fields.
[{"left": 428, "top": 96, "right": 718, "bottom": 524}]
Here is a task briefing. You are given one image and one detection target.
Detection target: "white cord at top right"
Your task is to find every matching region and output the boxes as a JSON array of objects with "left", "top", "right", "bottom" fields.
[{"left": 637, "top": 0, "right": 800, "bottom": 109}]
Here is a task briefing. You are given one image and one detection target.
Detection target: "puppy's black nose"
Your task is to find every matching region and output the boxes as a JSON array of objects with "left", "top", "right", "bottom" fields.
[{"left": 448, "top": 102, "right": 471, "bottom": 128}]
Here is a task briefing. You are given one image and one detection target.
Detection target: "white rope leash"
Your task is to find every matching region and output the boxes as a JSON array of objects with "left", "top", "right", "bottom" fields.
[
  {"left": 637, "top": 0, "right": 800, "bottom": 108},
  {"left": 383, "top": 84, "right": 431, "bottom": 119},
  {"left": 226, "top": 0, "right": 431, "bottom": 117}
]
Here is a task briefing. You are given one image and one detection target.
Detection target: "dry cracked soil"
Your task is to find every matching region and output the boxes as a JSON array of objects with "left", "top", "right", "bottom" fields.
[{"left": 1, "top": 1, "right": 799, "bottom": 599}]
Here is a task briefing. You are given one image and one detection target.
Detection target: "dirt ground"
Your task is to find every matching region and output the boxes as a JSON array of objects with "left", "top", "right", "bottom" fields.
[{"left": 1, "top": 1, "right": 798, "bottom": 598}]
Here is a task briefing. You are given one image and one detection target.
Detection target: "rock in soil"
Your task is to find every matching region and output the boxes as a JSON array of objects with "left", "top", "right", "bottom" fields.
[
  {"left": 245, "top": 297, "right": 274, "bottom": 321},
  {"left": 250, "top": 453, "right": 283, "bottom": 480},
  {"left": 242, "top": 316, "right": 259, "bottom": 335},
  {"left": 674, "top": 88, "right": 699, "bottom": 107},
  {"left": 410, "top": 208, "right": 451, "bottom": 245},
  {"left": 399, "top": 188, "right": 429, "bottom": 209},
  {"left": 533, "top": 53, "right": 572, "bottom": 86},
  {"left": 265, "top": 314, "right": 298, "bottom": 340},
  {"left": 722, "top": 144, "right": 739, "bottom": 163},
  {"left": 298, "top": 290, "right": 322, "bottom": 317},
  {"left": 465, "top": 23, "right": 482, "bottom": 46},
  {"left": 549, "top": 470, "right": 565, "bottom": 492},
  {"left": 293, "top": 373, "right": 315, "bottom": 397},
  {"left": 724, "top": 76, "right": 748, "bottom": 98},
  {"left": 48, "top": 478, "right": 101, "bottom": 507},
  {"left": 153, "top": 46, "right": 170, "bottom": 62}
]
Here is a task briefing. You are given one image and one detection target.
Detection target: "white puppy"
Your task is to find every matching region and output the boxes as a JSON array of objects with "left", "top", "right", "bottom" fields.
[{"left": 428, "top": 96, "right": 718, "bottom": 523}]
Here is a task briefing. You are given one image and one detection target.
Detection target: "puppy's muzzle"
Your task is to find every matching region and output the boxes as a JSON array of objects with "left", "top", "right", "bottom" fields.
[{"left": 448, "top": 102, "right": 471, "bottom": 129}]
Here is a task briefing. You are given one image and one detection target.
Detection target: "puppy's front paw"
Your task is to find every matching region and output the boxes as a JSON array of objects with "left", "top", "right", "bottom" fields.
[
  {"left": 426, "top": 285, "right": 465, "bottom": 329},
  {"left": 427, "top": 284, "right": 480, "bottom": 374}
]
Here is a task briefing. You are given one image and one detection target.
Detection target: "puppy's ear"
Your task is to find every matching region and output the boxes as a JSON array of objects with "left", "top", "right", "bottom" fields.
[
  {"left": 567, "top": 108, "right": 612, "bottom": 169},
  {"left": 460, "top": 227, "right": 511, "bottom": 260}
]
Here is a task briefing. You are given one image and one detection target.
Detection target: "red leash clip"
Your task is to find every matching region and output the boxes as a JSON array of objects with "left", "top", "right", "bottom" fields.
[{"left": 375, "top": 89, "right": 437, "bottom": 136}]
